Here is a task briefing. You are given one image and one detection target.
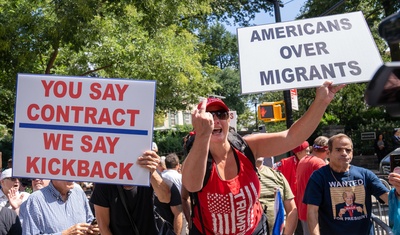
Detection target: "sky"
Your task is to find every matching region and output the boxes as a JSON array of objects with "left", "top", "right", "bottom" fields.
[{"left": 225, "top": 0, "right": 307, "bottom": 34}]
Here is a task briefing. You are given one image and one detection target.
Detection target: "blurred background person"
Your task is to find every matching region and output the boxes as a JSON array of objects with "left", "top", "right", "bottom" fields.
[
  {"left": 374, "top": 133, "right": 387, "bottom": 163},
  {"left": 31, "top": 179, "right": 50, "bottom": 192},
  {"left": 0, "top": 169, "right": 29, "bottom": 215},
  {"left": 257, "top": 157, "right": 297, "bottom": 235}
]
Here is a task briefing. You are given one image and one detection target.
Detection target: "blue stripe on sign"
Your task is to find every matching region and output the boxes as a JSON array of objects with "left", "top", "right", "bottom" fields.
[{"left": 19, "top": 123, "right": 148, "bottom": 135}]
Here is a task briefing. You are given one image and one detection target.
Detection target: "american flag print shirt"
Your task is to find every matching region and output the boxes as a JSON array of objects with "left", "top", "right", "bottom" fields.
[{"left": 193, "top": 149, "right": 262, "bottom": 235}]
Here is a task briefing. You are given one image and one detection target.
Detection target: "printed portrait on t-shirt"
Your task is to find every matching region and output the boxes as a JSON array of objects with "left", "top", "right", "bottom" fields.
[{"left": 330, "top": 185, "right": 367, "bottom": 221}]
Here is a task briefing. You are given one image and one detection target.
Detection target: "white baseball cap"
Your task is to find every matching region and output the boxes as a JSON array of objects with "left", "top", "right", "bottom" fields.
[{"left": 0, "top": 168, "right": 13, "bottom": 180}]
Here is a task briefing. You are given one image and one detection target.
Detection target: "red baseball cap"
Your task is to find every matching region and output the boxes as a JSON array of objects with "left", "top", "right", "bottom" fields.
[
  {"left": 292, "top": 141, "right": 309, "bottom": 154},
  {"left": 197, "top": 97, "right": 229, "bottom": 112}
]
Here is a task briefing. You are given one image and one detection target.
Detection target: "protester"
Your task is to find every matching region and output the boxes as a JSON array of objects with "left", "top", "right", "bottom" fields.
[
  {"left": 31, "top": 179, "right": 50, "bottom": 192},
  {"left": 274, "top": 140, "right": 309, "bottom": 235},
  {"left": 0, "top": 206, "right": 22, "bottom": 235},
  {"left": 257, "top": 157, "right": 297, "bottom": 235},
  {"left": 0, "top": 169, "right": 29, "bottom": 215},
  {"left": 296, "top": 136, "right": 329, "bottom": 235},
  {"left": 152, "top": 142, "right": 159, "bottom": 153},
  {"left": 7, "top": 159, "right": 12, "bottom": 169},
  {"left": 374, "top": 133, "right": 387, "bottom": 163},
  {"left": 182, "top": 81, "right": 345, "bottom": 235},
  {"left": 274, "top": 140, "right": 309, "bottom": 199},
  {"left": 392, "top": 129, "right": 400, "bottom": 151},
  {"left": 162, "top": 153, "right": 182, "bottom": 193},
  {"left": 20, "top": 180, "right": 99, "bottom": 235},
  {"left": 90, "top": 150, "right": 170, "bottom": 235},
  {"left": 388, "top": 171, "right": 400, "bottom": 234},
  {"left": 157, "top": 156, "right": 167, "bottom": 174},
  {"left": 303, "top": 133, "right": 389, "bottom": 235},
  {"left": 154, "top": 183, "right": 183, "bottom": 235}
]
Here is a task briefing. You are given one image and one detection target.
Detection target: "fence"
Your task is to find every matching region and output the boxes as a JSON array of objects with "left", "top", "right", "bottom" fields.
[{"left": 370, "top": 178, "right": 393, "bottom": 235}]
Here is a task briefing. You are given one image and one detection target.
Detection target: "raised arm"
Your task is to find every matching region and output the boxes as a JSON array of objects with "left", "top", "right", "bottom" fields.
[
  {"left": 182, "top": 99, "right": 213, "bottom": 192},
  {"left": 246, "top": 81, "right": 345, "bottom": 158},
  {"left": 138, "top": 150, "right": 171, "bottom": 203}
]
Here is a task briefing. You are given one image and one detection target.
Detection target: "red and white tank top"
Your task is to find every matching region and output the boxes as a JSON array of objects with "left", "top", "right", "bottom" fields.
[{"left": 193, "top": 148, "right": 262, "bottom": 235}]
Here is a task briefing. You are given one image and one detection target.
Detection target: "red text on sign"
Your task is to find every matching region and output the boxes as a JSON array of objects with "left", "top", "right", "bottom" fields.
[
  {"left": 42, "top": 80, "right": 82, "bottom": 99},
  {"left": 43, "top": 133, "right": 73, "bottom": 151},
  {"left": 27, "top": 104, "right": 140, "bottom": 126},
  {"left": 26, "top": 156, "right": 133, "bottom": 180},
  {"left": 81, "top": 135, "right": 120, "bottom": 154},
  {"left": 90, "top": 83, "right": 129, "bottom": 101}
]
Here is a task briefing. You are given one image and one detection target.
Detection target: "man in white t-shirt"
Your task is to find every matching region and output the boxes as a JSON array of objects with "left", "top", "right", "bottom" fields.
[{"left": 161, "top": 153, "right": 182, "bottom": 193}]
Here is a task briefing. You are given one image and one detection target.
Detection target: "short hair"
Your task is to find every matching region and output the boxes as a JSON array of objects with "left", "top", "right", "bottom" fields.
[
  {"left": 165, "top": 153, "right": 180, "bottom": 169},
  {"left": 328, "top": 133, "right": 353, "bottom": 151},
  {"left": 342, "top": 190, "right": 356, "bottom": 201},
  {"left": 312, "top": 136, "right": 329, "bottom": 153}
]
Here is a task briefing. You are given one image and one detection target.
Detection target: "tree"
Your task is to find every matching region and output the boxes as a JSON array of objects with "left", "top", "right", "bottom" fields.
[{"left": 0, "top": 0, "right": 220, "bottom": 127}]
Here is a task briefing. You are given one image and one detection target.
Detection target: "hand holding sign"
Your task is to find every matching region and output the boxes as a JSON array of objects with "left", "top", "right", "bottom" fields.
[
  {"left": 137, "top": 150, "right": 161, "bottom": 174},
  {"left": 315, "top": 80, "right": 346, "bottom": 105}
]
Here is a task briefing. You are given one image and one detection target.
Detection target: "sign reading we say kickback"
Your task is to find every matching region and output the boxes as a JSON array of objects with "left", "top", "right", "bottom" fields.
[
  {"left": 237, "top": 11, "right": 383, "bottom": 94},
  {"left": 13, "top": 74, "right": 156, "bottom": 186}
]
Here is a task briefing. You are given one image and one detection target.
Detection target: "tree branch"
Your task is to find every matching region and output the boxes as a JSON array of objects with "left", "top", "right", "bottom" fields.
[{"left": 80, "top": 64, "right": 114, "bottom": 76}]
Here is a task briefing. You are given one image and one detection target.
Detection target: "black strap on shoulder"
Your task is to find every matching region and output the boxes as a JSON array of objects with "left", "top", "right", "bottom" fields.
[
  {"left": 117, "top": 186, "right": 140, "bottom": 235},
  {"left": 227, "top": 131, "right": 256, "bottom": 171}
]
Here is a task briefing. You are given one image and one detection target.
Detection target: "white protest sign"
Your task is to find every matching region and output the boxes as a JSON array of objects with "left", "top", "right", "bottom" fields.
[
  {"left": 237, "top": 11, "right": 383, "bottom": 94},
  {"left": 13, "top": 74, "right": 156, "bottom": 186}
]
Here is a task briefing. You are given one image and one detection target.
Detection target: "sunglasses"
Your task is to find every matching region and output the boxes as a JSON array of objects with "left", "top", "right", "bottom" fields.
[{"left": 209, "top": 110, "right": 229, "bottom": 120}]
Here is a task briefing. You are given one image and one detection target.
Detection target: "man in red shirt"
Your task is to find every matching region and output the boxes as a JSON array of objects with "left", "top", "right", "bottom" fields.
[
  {"left": 274, "top": 140, "right": 309, "bottom": 235},
  {"left": 296, "top": 136, "right": 329, "bottom": 235}
]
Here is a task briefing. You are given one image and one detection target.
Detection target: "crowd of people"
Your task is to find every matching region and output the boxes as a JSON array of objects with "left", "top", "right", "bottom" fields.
[{"left": 0, "top": 81, "right": 399, "bottom": 235}]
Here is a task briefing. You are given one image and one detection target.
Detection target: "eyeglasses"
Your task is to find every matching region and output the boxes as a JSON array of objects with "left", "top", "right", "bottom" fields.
[{"left": 209, "top": 110, "right": 229, "bottom": 120}]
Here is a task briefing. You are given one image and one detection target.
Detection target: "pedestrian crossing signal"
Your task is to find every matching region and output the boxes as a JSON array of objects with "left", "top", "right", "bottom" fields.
[{"left": 258, "top": 101, "right": 286, "bottom": 122}]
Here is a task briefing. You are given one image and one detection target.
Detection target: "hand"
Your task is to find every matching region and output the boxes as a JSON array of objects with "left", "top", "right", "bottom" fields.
[
  {"left": 338, "top": 208, "right": 346, "bottom": 217},
  {"left": 388, "top": 172, "right": 400, "bottom": 195},
  {"left": 7, "top": 187, "right": 24, "bottom": 210},
  {"left": 85, "top": 223, "right": 100, "bottom": 235},
  {"left": 62, "top": 223, "right": 90, "bottom": 235},
  {"left": 191, "top": 98, "right": 213, "bottom": 137},
  {"left": 137, "top": 150, "right": 160, "bottom": 173},
  {"left": 315, "top": 80, "right": 346, "bottom": 105}
]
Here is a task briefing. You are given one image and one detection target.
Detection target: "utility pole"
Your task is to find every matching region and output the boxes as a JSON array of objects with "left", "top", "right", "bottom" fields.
[{"left": 267, "top": 0, "right": 293, "bottom": 128}]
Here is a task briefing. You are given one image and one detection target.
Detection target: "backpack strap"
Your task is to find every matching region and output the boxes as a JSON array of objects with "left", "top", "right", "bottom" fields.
[{"left": 227, "top": 131, "right": 257, "bottom": 171}]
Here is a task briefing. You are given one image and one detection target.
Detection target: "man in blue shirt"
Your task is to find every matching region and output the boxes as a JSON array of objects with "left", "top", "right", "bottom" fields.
[
  {"left": 303, "top": 134, "right": 389, "bottom": 235},
  {"left": 19, "top": 180, "right": 99, "bottom": 235}
]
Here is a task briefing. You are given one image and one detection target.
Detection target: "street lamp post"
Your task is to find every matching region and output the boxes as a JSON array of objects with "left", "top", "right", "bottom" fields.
[
  {"left": 252, "top": 98, "right": 258, "bottom": 130},
  {"left": 267, "top": 0, "right": 293, "bottom": 129}
]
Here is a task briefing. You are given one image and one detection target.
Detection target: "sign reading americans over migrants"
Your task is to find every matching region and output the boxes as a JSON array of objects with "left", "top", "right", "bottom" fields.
[
  {"left": 13, "top": 74, "right": 156, "bottom": 186},
  {"left": 237, "top": 11, "right": 383, "bottom": 94}
]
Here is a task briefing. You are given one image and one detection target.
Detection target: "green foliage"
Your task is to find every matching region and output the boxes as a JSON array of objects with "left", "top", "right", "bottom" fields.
[
  {"left": 0, "top": 132, "right": 13, "bottom": 167},
  {"left": 348, "top": 118, "right": 400, "bottom": 155},
  {"left": 153, "top": 125, "right": 193, "bottom": 157}
]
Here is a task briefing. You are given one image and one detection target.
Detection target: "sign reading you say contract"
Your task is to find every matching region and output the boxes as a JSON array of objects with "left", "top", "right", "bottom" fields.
[
  {"left": 237, "top": 11, "right": 383, "bottom": 94},
  {"left": 13, "top": 74, "right": 156, "bottom": 186}
]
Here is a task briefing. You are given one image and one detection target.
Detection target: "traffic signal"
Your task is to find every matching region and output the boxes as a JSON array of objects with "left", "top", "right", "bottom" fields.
[{"left": 258, "top": 101, "right": 286, "bottom": 122}]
